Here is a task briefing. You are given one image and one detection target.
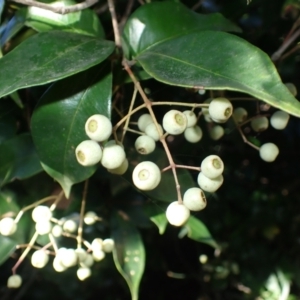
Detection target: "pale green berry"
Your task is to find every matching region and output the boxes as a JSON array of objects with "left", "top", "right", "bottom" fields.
[
  {"left": 183, "top": 187, "right": 207, "bottom": 211},
  {"left": 93, "top": 250, "right": 105, "bottom": 262},
  {"left": 80, "top": 253, "right": 94, "bottom": 268},
  {"left": 197, "top": 172, "right": 223, "bottom": 193},
  {"left": 85, "top": 114, "right": 112, "bottom": 142},
  {"left": 75, "top": 248, "right": 87, "bottom": 262},
  {"left": 31, "top": 250, "right": 49, "bottom": 268},
  {"left": 91, "top": 238, "right": 103, "bottom": 251},
  {"left": 184, "top": 125, "right": 203, "bottom": 143},
  {"left": 285, "top": 82, "right": 297, "bottom": 96},
  {"left": 259, "top": 143, "right": 279, "bottom": 162},
  {"left": 208, "top": 97, "right": 233, "bottom": 123},
  {"left": 52, "top": 224, "right": 63, "bottom": 237},
  {"left": 101, "top": 143, "right": 126, "bottom": 169},
  {"left": 75, "top": 140, "right": 102, "bottom": 166},
  {"left": 270, "top": 111, "right": 290, "bottom": 130},
  {"left": 102, "top": 238, "right": 114, "bottom": 253},
  {"left": 163, "top": 110, "right": 187, "bottom": 135},
  {"left": 63, "top": 219, "right": 77, "bottom": 233},
  {"left": 202, "top": 98, "right": 212, "bottom": 122},
  {"left": 201, "top": 155, "right": 224, "bottom": 179},
  {"left": 107, "top": 158, "right": 129, "bottom": 175},
  {"left": 233, "top": 107, "right": 248, "bottom": 123},
  {"left": 209, "top": 125, "right": 224, "bottom": 140},
  {"left": 35, "top": 220, "right": 52, "bottom": 235},
  {"left": 7, "top": 274, "right": 22, "bottom": 288},
  {"left": 166, "top": 201, "right": 190, "bottom": 226},
  {"left": 84, "top": 211, "right": 97, "bottom": 225},
  {"left": 0, "top": 217, "right": 17, "bottom": 236},
  {"left": 60, "top": 248, "right": 77, "bottom": 268},
  {"left": 32, "top": 205, "right": 52, "bottom": 223},
  {"left": 135, "top": 135, "right": 156, "bottom": 155},
  {"left": 138, "top": 114, "right": 153, "bottom": 132},
  {"left": 77, "top": 267, "right": 92, "bottom": 281},
  {"left": 251, "top": 116, "right": 269, "bottom": 132},
  {"left": 199, "top": 254, "right": 208, "bottom": 264},
  {"left": 183, "top": 110, "right": 197, "bottom": 127},
  {"left": 53, "top": 256, "right": 67, "bottom": 272},
  {"left": 144, "top": 123, "right": 163, "bottom": 141},
  {"left": 132, "top": 161, "right": 161, "bottom": 191}
]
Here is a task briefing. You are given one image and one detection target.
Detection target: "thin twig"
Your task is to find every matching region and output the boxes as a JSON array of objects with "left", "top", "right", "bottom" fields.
[
  {"left": 107, "top": 0, "right": 121, "bottom": 47},
  {"left": 10, "top": 0, "right": 98, "bottom": 14},
  {"left": 77, "top": 180, "right": 89, "bottom": 249}
]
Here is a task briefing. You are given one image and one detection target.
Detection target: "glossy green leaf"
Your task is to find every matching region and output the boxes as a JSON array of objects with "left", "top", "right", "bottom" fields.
[
  {"left": 18, "top": 0, "right": 104, "bottom": 37},
  {"left": 136, "top": 30, "right": 300, "bottom": 117},
  {"left": 0, "top": 236, "right": 17, "bottom": 266},
  {"left": 0, "top": 133, "right": 43, "bottom": 187},
  {"left": 0, "top": 31, "right": 115, "bottom": 99},
  {"left": 31, "top": 66, "right": 112, "bottom": 198},
  {"left": 112, "top": 212, "right": 145, "bottom": 300},
  {"left": 143, "top": 203, "right": 168, "bottom": 234},
  {"left": 181, "top": 215, "right": 219, "bottom": 249},
  {"left": 122, "top": 1, "right": 241, "bottom": 58}
]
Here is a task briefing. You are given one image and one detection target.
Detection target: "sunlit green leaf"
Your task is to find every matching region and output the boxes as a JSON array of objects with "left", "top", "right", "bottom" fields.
[{"left": 143, "top": 203, "right": 168, "bottom": 234}]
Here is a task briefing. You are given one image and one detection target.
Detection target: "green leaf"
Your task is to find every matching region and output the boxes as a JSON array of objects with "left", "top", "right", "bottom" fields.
[
  {"left": 143, "top": 203, "right": 168, "bottom": 234},
  {"left": 0, "top": 31, "right": 115, "bottom": 99},
  {"left": 136, "top": 30, "right": 300, "bottom": 117},
  {"left": 111, "top": 212, "right": 145, "bottom": 300},
  {"left": 18, "top": 0, "right": 104, "bottom": 38},
  {"left": 31, "top": 65, "right": 112, "bottom": 198},
  {"left": 181, "top": 215, "right": 219, "bottom": 249},
  {"left": 0, "top": 133, "right": 43, "bottom": 187},
  {"left": 122, "top": 1, "right": 241, "bottom": 58},
  {"left": 0, "top": 236, "right": 17, "bottom": 266}
]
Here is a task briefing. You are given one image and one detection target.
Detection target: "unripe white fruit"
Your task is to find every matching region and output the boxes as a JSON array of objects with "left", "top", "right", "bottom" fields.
[
  {"left": 208, "top": 97, "right": 233, "bottom": 123},
  {"left": 102, "top": 238, "right": 115, "bottom": 253},
  {"left": 0, "top": 217, "right": 17, "bottom": 236},
  {"left": 60, "top": 248, "right": 77, "bottom": 268},
  {"left": 81, "top": 253, "right": 94, "bottom": 268},
  {"left": 183, "top": 187, "right": 207, "bottom": 211},
  {"left": 53, "top": 256, "right": 67, "bottom": 272},
  {"left": 285, "top": 82, "right": 297, "bottom": 96},
  {"left": 35, "top": 220, "right": 52, "bottom": 235},
  {"left": 7, "top": 274, "right": 22, "bottom": 288},
  {"left": 163, "top": 110, "right": 187, "bottom": 135},
  {"left": 91, "top": 238, "right": 103, "bottom": 251},
  {"left": 77, "top": 267, "right": 92, "bottom": 281},
  {"left": 183, "top": 110, "right": 197, "bottom": 127},
  {"left": 31, "top": 250, "right": 49, "bottom": 268},
  {"left": 197, "top": 172, "right": 223, "bottom": 193},
  {"left": 101, "top": 143, "right": 126, "bottom": 169},
  {"left": 209, "top": 125, "right": 224, "bottom": 140},
  {"left": 132, "top": 161, "right": 161, "bottom": 191},
  {"left": 107, "top": 158, "right": 129, "bottom": 175},
  {"left": 201, "top": 155, "right": 224, "bottom": 179},
  {"left": 75, "top": 140, "right": 102, "bottom": 166},
  {"left": 184, "top": 125, "right": 203, "bottom": 143},
  {"left": 32, "top": 205, "right": 52, "bottom": 223},
  {"left": 93, "top": 250, "right": 105, "bottom": 262},
  {"left": 138, "top": 114, "right": 153, "bottom": 132},
  {"left": 135, "top": 135, "right": 156, "bottom": 155},
  {"left": 63, "top": 219, "right": 77, "bottom": 233},
  {"left": 144, "top": 123, "right": 163, "bottom": 141},
  {"left": 233, "top": 107, "right": 248, "bottom": 123},
  {"left": 270, "top": 111, "right": 290, "bottom": 130},
  {"left": 52, "top": 224, "right": 63, "bottom": 237},
  {"left": 251, "top": 116, "right": 269, "bottom": 132},
  {"left": 259, "top": 143, "right": 279, "bottom": 162},
  {"left": 85, "top": 114, "right": 112, "bottom": 142},
  {"left": 84, "top": 211, "right": 97, "bottom": 225},
  {"left": 75, "top": 248, "right": 87, "bottom": 262},
  {"left": 166, "top": 201, "right": 190, "bottom": 226},
  {"left": 202, "top": 98, "right": 212, "bottom": 123}
]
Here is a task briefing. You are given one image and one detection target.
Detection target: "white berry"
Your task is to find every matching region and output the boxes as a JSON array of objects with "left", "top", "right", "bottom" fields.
[
  {"left": 52, "top": 224, "right": 63, "bottom": 237},
  {"left": 0, "top": 217, "right": 17, "bottom": 236},
  {"left": 107, "top": 158, "right": 129, "bottom": 175},
  {"left": 63, "top": 219, "right": 77, "bottom": 233},
  {"left": 183, "top": 110, "right": 197, "bottom": 127},
  {"left": 32, "top": 205, "right": 52, "bottom": 223},
  {"left": 77, "top": 267, "right": 92, "bottom": 281},
  {"left": 270, "top": 111, "right": 290, "bottom": 130},
  {"left": 209, "top": 125, "right": 224, "bottom": 140},
  {"left": 163, "top": 110, "right": 187, "bottom": 135},
  {"left": 201, "top": 155, "right": 224, "bottom": 179},
  {"left": 91, "top": 238, "right": 103, "bottom": 251},
  {"left": 7, "top": 274, "right": 22, "bottom": 288},
  {"left": 202, "top": 98, "right": 212, "bottom": 122},
  {"left": 138, "top": 113, "right": 153, "bottom": 132},
  {"left": 85, "top": 114, "right": 112, "bottom": 142},
  {"left": 183, "top": 188, "right": 207, "bottom": 211},
  {"left": 31, "top": 250, "right": 49, "bottom": 268},
  {"left": 75, "top": 140, "right": 102, "bottom": 166},
  {"left": 144, "top": 123, "right": 163, "bottom": 141},
  {"left": 208, "top": 97, "right": 233, "bottom": 123},
  {"left": 197, "top": 172, "right": 223, "bottom": 193},
  {"left": 84, "top": 211, "right": 97, "bottom": 225},
  {"left": 53, "top": 256, "right": 67, "bottom": 272},
  {"left": 93, "top": 250, "right": 105, "bottom": 262},
  {"left": 35, "top": 220, "right": 52, "bottom": 235},
  {"left": 132, "top": 161, "right": 161, "bottom": 191},
  {"left": 101, "top": 142, "right": 126, "bottom": 169},
  {"left": 233, "top": 107, "right": 248, "bottom": 123},
  {"left": 81, "top": 253, "right": 94, "bottom": 268},
  {"left": 135, "top": 135, "right": 156, "bottom": 155},
  {"left": 75, "top": 248, "right": 87, "bottom": 262},
  {"left": 259, "top": 143, "right": 279, "bottom": 162},
  {"left": 166, "top": 201, "right": 190, "bottom": 226},
  {"left": 184, "top": 125, "right": 203, "bottom": 143},
  {"left": 60, "top": 248, "right": 77, "bottom": 268},
  {"left": 102, "top": 238, "right": 114, "bottom": 253},
  {"left": 251, "top": 117, "right": 269, "bottom": 132}
]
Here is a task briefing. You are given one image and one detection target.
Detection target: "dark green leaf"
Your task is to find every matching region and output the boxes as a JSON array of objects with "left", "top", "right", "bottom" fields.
[
  {"left": 0, "top": 31, "right": 115, "bottom": 98},
  {"left": 0, "top": 236, "right": 17, "bottom": 266},
  {"left": 31, "top": 65, "right": 112, "bottom": 197},
  {"left": 111, "top": 212, "right": 145, "bottom": 300},
  {"left": 0, "top": 133, "right": 43, "bottom": 187},
  {"left": 136, "top": 31, "right": 300, "bottom": 117},
  {"left": 18, "top": 0, "right": 104, "bottom": 37},
  {"left": 181, "top": 215, "right": 219, "bottom": 249},
  {"left": 143, "top": 202, "right": 168, "bottom": 234},
  {"left": 122, "top": 1, "right": 241, "bottom": 58}
]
